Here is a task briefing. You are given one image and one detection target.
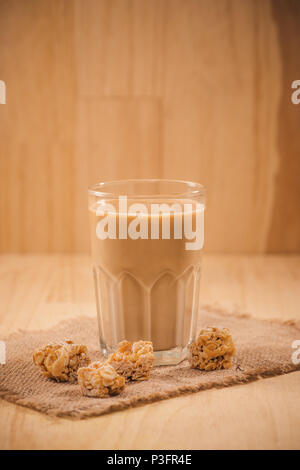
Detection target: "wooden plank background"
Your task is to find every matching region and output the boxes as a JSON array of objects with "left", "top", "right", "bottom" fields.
[{"left": 0, "top": 0, "right": 299, "bottom": 253}]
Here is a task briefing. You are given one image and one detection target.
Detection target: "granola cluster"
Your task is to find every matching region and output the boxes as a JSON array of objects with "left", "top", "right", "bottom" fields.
[
  {"left": 188, "top": 327, "right": 235, "bottom": 371},
  {"left": 108, "top": 340, "right": 154, "bottom": 381},
  {"left": 77, "top": 362, "right": 125, "bottom": 397},
  {"left": 32, "top": 325, "right": 236, "bottom": 402},
  {"left": 33, "top": 340, "right": 90, "bottom": 382}
]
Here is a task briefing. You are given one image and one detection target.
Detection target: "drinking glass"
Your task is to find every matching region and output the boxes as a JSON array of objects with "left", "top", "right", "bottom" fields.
[{"left": 88, "top": 179, "right": 205, "bottom": 365}]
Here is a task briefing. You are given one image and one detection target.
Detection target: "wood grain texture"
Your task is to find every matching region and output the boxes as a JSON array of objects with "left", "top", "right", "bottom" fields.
[
  {"left": 0, "top": 254, "right": 300, "bottom": 449},
  {"left": 268, "top": 0, "right": 300, "bottom": 252},
  {"left": 0, "top": 0, "right": 299, "bottom": 253}
]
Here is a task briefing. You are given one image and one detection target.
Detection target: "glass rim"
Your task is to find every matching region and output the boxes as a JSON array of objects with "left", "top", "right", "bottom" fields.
[{"left": 88, "top": 178, "right": 206, "bottom": 199}]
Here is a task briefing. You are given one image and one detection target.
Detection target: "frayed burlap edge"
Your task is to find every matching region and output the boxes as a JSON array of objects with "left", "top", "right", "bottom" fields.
[{"left": 0, "top": 305, "right": 300, "bottom": 420}]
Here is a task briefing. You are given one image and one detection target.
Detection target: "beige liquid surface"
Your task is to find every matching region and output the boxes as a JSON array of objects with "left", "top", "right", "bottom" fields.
[{"left": 89, "top": 199, "right": 204, "bottom": 354}]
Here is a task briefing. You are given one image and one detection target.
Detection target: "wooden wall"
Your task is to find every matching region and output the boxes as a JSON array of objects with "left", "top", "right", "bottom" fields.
[{"left": 0, "top": 0, "right": 299, "bottom": 253}]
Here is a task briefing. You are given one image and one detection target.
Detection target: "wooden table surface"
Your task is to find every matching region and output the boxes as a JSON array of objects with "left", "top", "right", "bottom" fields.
[{"left": 0, "top": 254, "right": 299, "bottom": 450}]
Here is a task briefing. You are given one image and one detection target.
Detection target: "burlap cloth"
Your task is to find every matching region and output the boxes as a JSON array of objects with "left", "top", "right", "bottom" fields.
[{"left": 0, "top": 305, "right": 299, "bottom": 419}]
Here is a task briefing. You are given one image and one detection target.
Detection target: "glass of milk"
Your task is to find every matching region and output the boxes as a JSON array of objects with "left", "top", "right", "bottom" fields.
[{"left": 88, "top": 179, "right": 205, "bottom": 365}]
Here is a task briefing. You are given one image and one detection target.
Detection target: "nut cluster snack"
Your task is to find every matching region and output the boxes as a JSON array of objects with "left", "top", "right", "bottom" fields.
[
  {"left": 33, "top": 340, "right": 90, "bottom": 382},
  {"left": 108, "top": 340, "right": 154, "bottom": 381},
  {"left": 32, "top": 327, "right": 235, "bottom": 402},
  {"left": 77, "top": 362, "right": 125, "bottom": 397},
  {"left": 188, "top": 327, "right": 235, "bottom": 371}
]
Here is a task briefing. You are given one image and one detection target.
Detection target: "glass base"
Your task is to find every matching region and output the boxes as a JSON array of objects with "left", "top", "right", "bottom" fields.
[
  {"left": 154, "top": 346, "right": 188, "bottom": 366},
  {"left": 99, "top": 338, "right": 188, "bottom": 366}
]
